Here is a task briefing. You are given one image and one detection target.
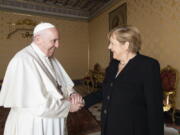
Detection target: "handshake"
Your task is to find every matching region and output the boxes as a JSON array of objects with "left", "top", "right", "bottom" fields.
[{"left": 68, "top": 93, "right": 84, "bottom": 112}]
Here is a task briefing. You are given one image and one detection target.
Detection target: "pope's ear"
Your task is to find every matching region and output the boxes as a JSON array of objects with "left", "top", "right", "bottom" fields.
[{"left": 33, "top": 35, "right": 41, "bottom": 43}]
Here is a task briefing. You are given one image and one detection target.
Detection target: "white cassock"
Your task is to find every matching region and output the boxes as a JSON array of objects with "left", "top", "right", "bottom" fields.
[{"left": 0, "top": 42, "right": 75, "bottom": 135}]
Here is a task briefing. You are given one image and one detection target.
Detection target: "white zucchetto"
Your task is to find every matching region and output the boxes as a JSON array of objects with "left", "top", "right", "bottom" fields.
[{"left": 33, "top": 22, "right": 55, "bottom": 35}]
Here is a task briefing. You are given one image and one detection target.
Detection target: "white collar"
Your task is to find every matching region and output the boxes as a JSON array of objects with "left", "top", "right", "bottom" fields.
[{"left": 31, "top": 42, "right": 47, "bottom": 58}]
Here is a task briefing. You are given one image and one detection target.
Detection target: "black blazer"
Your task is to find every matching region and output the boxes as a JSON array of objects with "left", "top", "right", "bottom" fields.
[{"left": 84, "top": 53, "right": 164, "bottom": 135}]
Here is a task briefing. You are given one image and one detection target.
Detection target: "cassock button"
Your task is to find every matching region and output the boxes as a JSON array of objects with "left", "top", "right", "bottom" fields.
[
  {"left": 104, "top": 110, "right": 107, "bottom": 114},
  {"left": 107, "top": 96, "right": 110, "bottom": 100}
]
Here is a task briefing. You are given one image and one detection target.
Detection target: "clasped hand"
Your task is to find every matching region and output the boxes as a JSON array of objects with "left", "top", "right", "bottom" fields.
[{"left": 68, "top": 93, "right": 84, "bottom": 112}]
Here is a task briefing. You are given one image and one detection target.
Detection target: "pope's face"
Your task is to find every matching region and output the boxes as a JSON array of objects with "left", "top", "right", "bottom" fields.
[{"left": 39, "top": 28, "right": 59, "bottom": 57}]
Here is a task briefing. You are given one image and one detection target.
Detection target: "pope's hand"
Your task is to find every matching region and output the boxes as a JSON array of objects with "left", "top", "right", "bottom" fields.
[
  {"left": 68, "top": 93, "right": 84, "bottom": 112},
  {"left": 70, "top": 93, "right": 83, "bottom": 104},
  {"left": 69, "top": 102, "right": 84, "bottom": 112}
]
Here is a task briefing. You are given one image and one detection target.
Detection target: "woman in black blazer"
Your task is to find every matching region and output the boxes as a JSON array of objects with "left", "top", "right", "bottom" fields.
[{"left": 84, "top": 25, "right": 164, "bottom": 135}]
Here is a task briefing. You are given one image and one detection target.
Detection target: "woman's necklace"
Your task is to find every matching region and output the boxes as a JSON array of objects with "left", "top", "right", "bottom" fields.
[
  {"left": 118, "top": 53, "right": 136, "bottom": 72},
  {"left": 120, "top": 61, "right": 127, "bottom": 66}
]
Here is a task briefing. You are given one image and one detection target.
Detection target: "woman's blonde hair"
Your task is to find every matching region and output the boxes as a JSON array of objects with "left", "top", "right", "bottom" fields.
[{"left": 108, "top": 25, "right": 141, "bottom": 53}]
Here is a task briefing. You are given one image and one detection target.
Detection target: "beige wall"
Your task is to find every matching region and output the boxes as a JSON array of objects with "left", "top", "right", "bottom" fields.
[
  {"left": 89, "top": 0, "right": 180, "bottom": 109},
  {"left": 0, "top": 11, "right": 89, "bottom": 79}
]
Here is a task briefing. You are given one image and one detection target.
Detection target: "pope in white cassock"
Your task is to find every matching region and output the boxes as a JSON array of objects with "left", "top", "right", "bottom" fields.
[{"left": 0, "top": 22, "right": 84, "bottom": 135}]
